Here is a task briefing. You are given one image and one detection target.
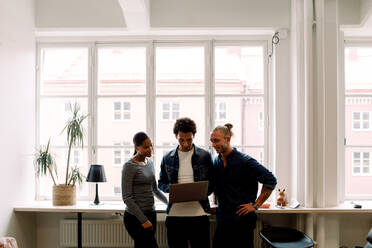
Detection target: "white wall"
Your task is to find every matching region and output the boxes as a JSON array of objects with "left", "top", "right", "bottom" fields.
[
  {"left": 36, "top": 0, "right": 126, "bottom": 28},
  {"left": 338, "top": 0, "right": 360, "bottom": 25},
  {"left": 35, "top": 0, "right": 290, "bottom": 29},
  {"left": 0, "top": 0, "right": 36, "bottom": 247},
  {"left": 150, "top": 0, "right": 290, "bottom": 28}
]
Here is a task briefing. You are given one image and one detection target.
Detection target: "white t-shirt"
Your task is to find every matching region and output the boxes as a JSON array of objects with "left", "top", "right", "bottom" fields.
[{"left": 168, "top": 148, "right": 208, "bottom": 217}]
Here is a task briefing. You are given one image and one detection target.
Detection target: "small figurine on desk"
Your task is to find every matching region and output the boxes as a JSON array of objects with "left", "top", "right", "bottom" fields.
[{"left": 276, "top": 189, "right": 287, "bottom": 207}]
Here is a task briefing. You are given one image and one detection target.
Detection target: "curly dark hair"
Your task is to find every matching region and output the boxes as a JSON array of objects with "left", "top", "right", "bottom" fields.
[{"left": 173, "top": 117, "right": 197, "bottom": 136}]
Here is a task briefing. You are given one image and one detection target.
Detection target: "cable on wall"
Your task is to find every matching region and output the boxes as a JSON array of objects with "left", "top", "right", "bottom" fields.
[{"left": 269, "top": 32, "right": 280, "bottom": 58}]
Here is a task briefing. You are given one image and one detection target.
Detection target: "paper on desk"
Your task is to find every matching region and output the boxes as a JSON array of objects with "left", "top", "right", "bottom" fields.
[{"left": 288, "top": 198, "right": 300, "bottom": 209}]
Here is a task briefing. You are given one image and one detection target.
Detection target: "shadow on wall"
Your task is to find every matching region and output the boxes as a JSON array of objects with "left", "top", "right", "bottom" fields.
[{"left": 7, "top": 212, "right": 36, "bottom": 248}]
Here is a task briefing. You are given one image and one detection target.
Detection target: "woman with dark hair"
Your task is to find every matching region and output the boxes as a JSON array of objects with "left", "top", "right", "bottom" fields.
[{"left": 122, "top": 132, "right": 168, "bottom": 248}]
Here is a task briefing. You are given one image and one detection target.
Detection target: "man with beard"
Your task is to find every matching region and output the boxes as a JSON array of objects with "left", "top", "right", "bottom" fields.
[{"left": 210, "top": 123, "right": 277, "bottom": 248}]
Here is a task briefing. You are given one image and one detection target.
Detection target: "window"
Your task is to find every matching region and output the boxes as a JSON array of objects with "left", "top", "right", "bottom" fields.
[
  {"left": 113, "top": 101, "right": 131, "bottom": 120},
  {"left": 215, "top": 102, "right": 227, "bottom": 121},
  {"left": 113, "top": 142, "right": 131, "bottom": 166},
  {"left": 214, "top": 45, "right": 266, "bottom": 165},
  {"left": 352, "top": 111, "right": 370, "bottom": 130},
  {"left": 37, "top": 47, "right": 89, "bottom": 198},
  {"left": 113, "top": 186, "right": 122, "bottom": 196},
  {"left": 352, "top": 152, "right": 371, "bottom": 175},
  {"left": 344, "top": 46, "right": 372, "bottom": 198},
  {"left": 161, "top": 102, "right": 179, "bottom": 121},
  {"left": 37, "top": 41, "right": 269, "bottom": 200}
]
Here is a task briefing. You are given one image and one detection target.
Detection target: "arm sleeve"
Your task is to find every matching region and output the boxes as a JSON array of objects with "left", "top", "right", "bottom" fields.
[
  {"left": 249, "top": 158, "right": 277, "bottom": 190},
  {"left": 152, "top": 179, "right": 169, "bottom": 204},
  {"left": 158, "top": 156, "right": 170, "bottom": 193},
  {"left": 122, "top": 164, "right": 148, "bottom": 224}
]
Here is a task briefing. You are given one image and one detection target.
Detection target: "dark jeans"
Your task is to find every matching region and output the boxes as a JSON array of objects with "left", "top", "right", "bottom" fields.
[
  {"left": 166, "top": 215, "right": 210, "bottom": 248},
  {"left": 213, "top": 214, "right": 256, "bottom": 248},
  {"left": 124, "top": 211, "right": 158, "bottom": 248}
]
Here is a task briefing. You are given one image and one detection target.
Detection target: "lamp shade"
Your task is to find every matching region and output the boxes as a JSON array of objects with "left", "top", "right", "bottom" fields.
[{"left": 86, "top": 164, "right": 107, "bottom": 183}]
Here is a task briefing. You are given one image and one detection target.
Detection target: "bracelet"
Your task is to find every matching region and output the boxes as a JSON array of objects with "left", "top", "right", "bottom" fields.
[{"left": 252, "top": 203, "right": 259, "bottom": 210}]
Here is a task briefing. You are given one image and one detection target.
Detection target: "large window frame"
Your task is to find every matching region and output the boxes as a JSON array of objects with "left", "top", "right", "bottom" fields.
[
  {"left": 36, "top": 39, "right": 272, "bottom": 201},
  {"left": 340, "top": 41, "right": 372, "bottom": 200}
]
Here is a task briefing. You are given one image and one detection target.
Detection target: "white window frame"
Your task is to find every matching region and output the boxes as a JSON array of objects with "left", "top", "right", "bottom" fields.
[
  {"left": 213, "top": 41, "right": 270, "bottom": 169},
  {"left": 36, "top": 43, "right": 92, "bottom": 201},
  {"left": 340, "top": 41, "right": 372, "bottom": 200},
  {"left": 36, "top": 39, "right": 272, "bottom": 201}
]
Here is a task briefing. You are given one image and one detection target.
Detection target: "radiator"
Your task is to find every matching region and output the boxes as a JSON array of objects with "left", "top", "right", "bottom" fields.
[{"left": 60, "top": 217, "right": 262, "bottom": 248}]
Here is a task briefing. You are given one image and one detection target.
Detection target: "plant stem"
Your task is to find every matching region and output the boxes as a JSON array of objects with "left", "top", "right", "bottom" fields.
[
  {"left": 47, "top": 166, "right": 57, "bottom": 186},
  {"left": 65, "top": 136, "right": 73, "bottom": 185}
]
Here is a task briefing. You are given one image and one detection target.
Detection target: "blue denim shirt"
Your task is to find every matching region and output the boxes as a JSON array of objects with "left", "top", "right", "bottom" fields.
[
  {"left": 214, "top": 148, "right": 277, "bottom": 221},
  {"left": 158, "top": 144, "right": 214, "bottom": 213}
]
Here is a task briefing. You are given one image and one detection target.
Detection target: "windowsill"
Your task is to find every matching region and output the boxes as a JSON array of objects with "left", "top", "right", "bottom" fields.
[
  {"left": 13, "top": 200, "right": 372, "bottom": 214},
  {"left": 13, "top": 200, "right": 167, "bottom": 213}
]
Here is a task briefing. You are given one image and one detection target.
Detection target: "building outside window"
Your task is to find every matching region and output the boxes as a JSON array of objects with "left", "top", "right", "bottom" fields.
[{"left": 344, "top": 46, "right": 372, "bottom": 199}]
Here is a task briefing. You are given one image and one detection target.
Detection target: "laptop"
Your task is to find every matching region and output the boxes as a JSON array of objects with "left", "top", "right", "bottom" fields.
[{"left": 169, "top": 181, "right": 209, "bottom": 203}]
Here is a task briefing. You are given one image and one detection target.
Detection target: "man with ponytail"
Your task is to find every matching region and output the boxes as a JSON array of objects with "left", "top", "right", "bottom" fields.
[
  {"left": 158, "top": 117, "right": 214, "bottom": 248},
  {"left": 210, "top": 123, "right": 277, "bottom": 248}
]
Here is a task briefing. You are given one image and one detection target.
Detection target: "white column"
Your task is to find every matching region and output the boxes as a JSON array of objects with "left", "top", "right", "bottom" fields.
[
  {"left": 290, "top": 0, "right": 315, "bottom": 208},
  {"left": 313, "top": 0, "right": 340, "bottom": 246},
  {"left": 314, "top": 0, "right": 339, "bottom": 208}
]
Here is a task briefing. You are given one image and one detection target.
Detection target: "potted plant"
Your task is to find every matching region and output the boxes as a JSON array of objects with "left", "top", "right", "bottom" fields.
[{"left": 34, "top": 102, "right": 88, "bottom": 206}]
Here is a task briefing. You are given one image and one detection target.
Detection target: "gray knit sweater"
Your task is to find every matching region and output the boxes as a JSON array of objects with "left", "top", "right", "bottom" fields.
[{"left": 122, "top": 158, "right": 168, "bottom": 223}]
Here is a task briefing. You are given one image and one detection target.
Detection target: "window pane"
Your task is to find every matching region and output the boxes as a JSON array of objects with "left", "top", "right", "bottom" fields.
[
  {"left": 97, "top": 97, "right": 146, "bottom": 146},
  {"left": 156, "top": 47, "right": 204, "bottom": 95},
  {"left": 363, "top": 121, "right": 369, "bottom": 129},
  {"left": 363, "top": 152, "right": 370, "bottom": 159},
  {"left": 40, "top": 98, "right": 88, "bottom": 146},
  {"left": 98, "top": 47, "right": 146, "bottom": 95},
  {"left": 156, "top": 98, "right": 205, "bottom": 146},
  {"left": 345, "top": 148, "right": 372, "bottom": 195},
  {"left": 114, "top": 102, "right": 121, "bottom": 111},
  {"left": 354, "top": 152, "right": 360, "bottom": 159},
  {"left": 363, "top": 112, "right": 369, "bottom": 120},
  {"left": 345, "top": 48, "right": 372, "bottom": 93},
  {"left": 40, "top": 48, "right": 88, "bottom": 95},
  {"left": 215, "top": 97, "right": 264, "bottom": 146},
  {"left": 215, "top": 46, "right": 264, "bottom": 95},
  {"left": 123, "top": 102, "right": 131, "bottom": 111},
  {"left": 97, "top": 148, "right": 134, "bottom": 197}
]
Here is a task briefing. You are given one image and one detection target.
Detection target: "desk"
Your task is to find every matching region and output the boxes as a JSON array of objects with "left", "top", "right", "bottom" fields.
[
  {"left": 14, "top": 201, "right": 372, "bottom": 248},
  {"left": 14, "top": 201, "right": 166, "bottom": 248}
]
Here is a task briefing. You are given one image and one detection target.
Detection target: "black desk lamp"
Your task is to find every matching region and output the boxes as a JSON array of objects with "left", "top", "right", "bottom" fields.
[{"left": 86, "top": 164, "right": 107, "bottom": 205}]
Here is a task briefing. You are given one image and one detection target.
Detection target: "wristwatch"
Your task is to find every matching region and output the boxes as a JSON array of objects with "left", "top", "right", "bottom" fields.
[{"left": 252, "top": 203, "right": 259, "bottom": 210}]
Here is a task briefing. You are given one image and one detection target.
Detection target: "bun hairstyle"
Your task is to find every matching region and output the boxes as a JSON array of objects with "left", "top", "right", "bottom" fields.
[
  {"left": 133, "top": 132, "right": 149, "bottom": 155},
  {"left": 213, "top": 123, "right": 234, "bottom": 137}
]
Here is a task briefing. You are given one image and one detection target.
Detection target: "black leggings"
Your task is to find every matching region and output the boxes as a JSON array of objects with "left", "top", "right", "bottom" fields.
[{"left": 124, "top": 211, "right": 158, "bottom": 248}]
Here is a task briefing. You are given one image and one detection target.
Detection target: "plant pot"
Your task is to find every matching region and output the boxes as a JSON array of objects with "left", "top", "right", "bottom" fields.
[{"left": 53, "top": 185, "right": 76, "bottom": 206}]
